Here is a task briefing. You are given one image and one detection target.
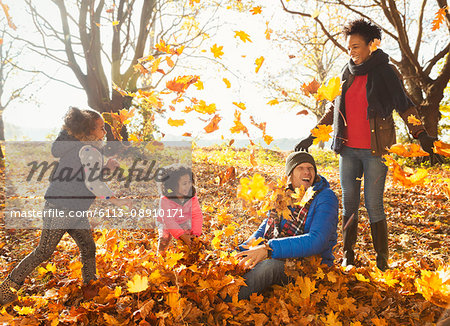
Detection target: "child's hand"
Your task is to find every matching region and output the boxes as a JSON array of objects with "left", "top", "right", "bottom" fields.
[
  {"left": 105, "top": 157, "right": 120, "bottom": 171},
  {"left": 110, "top": 197, "right": 133, "bottom": 209},
  {"left": 179, "top": 233, "right": 193, "bottom": 246}
]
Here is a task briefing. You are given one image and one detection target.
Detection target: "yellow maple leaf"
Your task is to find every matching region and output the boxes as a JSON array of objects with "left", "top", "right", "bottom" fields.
[
  {"left": 232, "top": 102, "right": 246, "bottom": 110},
  {"left": 311, "top": 9, "right": 320, "bottom": 19},
  {"left": 267, "top": 98, "right": 279, "bottom": 105},
  {"left": 112, "top": 20, "right": 119, "bottom": 26},
  {"left": 127, "top": 274, "right": 149, "bottom": 293},
  {"left": 434, "top": 140, "right": 450, "bottom": 157},
  {"left": 194, "top": 80, "right": 204, "bottom": 90},
  {"left": 211, "top": 44, "right": 224, "bottom": 58},
  {"left": 298, "top": 276, "right": 316, "bottom": 299},
  {"left": 250, "top": 6, "right": 262, "bottom": 15},
  {"left": 13, "top": 306, "right": 35, "bottom": 315},
  {"left": 255, "top": 56, "right": 264, "bottom": 73},
  {"left": 193, "top": 100, "right": 216, "bottom": 114},
  {"left": 315, "top": 76, "right": 342, "bottom": 102},
  {"left": 237, "top": 173, "right": 269, "bottom": 202},
  {"left": 407, "top": 114, "right": 422, "bottom": 126},
  {"left": 311, "top": 124, "right": 333, "bottom": 144},
  {"left": 223, "top": 78, "right": 231, "bottom": 88},
  {"left": 355, "top": 273, "right": 370, "bottom": 282},
  {"left": 234, "top": 30, "right": 252, "bottom": 43},
  {"left": 167, "top": 118, "right": 185, "bottom": 127},
  {"left": 38, "top": 262, "right": 56, "bottom": 276}
]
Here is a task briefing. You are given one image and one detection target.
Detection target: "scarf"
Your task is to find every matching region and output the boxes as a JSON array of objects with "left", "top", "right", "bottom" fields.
[
  {"left": 263, "top": 187, "right": 320, "bottom": 240},
  {"left": 331, "top": 49, "right": 414, "bottom": 153}
]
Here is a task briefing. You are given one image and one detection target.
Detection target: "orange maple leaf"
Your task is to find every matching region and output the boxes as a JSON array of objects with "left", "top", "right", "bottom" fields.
[
  {"left": 265, "top": 21, "right": 273, "bottom": 40},
  {"left": 204, "top": 114, "right": 221, "bottom": 133},
  {"left": 388, "top": 143, "right": 429, "bottom": 157},
  {"left": 263, "top": 134, "right": 273, "bottom": 145},
  {"left": 166, "top": 75, "right": 199, "bottom": 93},
  {"left": 433, "top": 140, "right": 450, "bottom": 157},
  {"left": 255, "top": 56, "right": 265, "bottom": 73},
  {"left": 0, "top": 0, "right": 16, "bottom": 30},
  {"left": 233, "top": 102, "right": 246, "bottom": 110},
  {"left": 250, "top": 6, "right": 262, "bottom": 15},
  {"left": 369, "top": 38, "right": 381, "bottom": 53},
  {"left": 432, "top": 6, "right": 448, "bottom": 31},
  {"left": 165, "top": 56, "right": 175, "bottom": 68},
  {"left": 267, "top": 99, "right": 279, "bottom": 105},
  {"left": 301, "top": 78, "right": 321, "bottom": 96},
  {"left": 311, "top": 124, "right": 333, "bottom": 144},
  {"left": 192, "top": 100, "right": 216, "bottom": 114},
  {"left": 211, "top": 44, "right": 224, "bottom": 59},
  {"left": 230, "top": 110, "right": 249, "bottom": 136},
  {"left": 234, "top": 30, "right": 252, "bottom": 43}
]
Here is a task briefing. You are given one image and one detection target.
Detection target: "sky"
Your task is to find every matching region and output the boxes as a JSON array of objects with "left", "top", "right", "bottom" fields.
[{"left": 2, "top": 0, "right": 447, "bottom": 143}]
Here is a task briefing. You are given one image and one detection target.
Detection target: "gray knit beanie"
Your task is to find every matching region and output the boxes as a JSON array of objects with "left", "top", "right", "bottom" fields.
[{"left": 285, "top": 151, "right": 317, "bottom": 177}]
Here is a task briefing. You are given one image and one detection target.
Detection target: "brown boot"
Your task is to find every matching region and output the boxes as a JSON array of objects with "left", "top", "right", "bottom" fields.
[
  {"left": 370, "top": 219, "right": 389, "bottom": 272},
  {"left": 0, "top": 277, "right": 20, "bottom": 306},
  {"left": 342, "top": 214, "right": 358, "bottom": 268}
]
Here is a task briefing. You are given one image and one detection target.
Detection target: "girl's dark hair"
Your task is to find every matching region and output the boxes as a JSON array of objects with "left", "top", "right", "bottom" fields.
[
  {"left": 63, "top": 106, "right": 102, "bottom": 141},
  {"left": 343, "top": 19, "right": 382, "bottom": 44},
  {"left": 158, "top": 163, "right": 196, "bottom": 200}
]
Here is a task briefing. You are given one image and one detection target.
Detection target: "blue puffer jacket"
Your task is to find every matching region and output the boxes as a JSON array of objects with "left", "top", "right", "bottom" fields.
[{"left": 239, "top": 176, "right": 339, "bottom": 266}]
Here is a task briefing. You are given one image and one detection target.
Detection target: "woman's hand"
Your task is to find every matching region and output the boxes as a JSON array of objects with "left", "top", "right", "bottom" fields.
[
  {"left": 105, "top": 157, "right": 120, "bottom": 171},
  {"left": 235, "top": 244, "right": 270, "bottom": 269}
]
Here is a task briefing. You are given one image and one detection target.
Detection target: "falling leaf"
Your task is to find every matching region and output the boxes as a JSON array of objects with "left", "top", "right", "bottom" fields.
[
  {"left": 311, "top": 124, "right": 333, "bottom": 144},
  {"left": 433, "top": 140, "right": 450, "bottom": 157},
  {"left": 191, "top": 100, "right": 216, "bottom": 114},
  {"left": 315, "top": 76, "right": 342, "bottom": 102},
  {"left": 182, "top": 132, "right": 192, "bottom": 137},
  {"left": 0, "top": 38, "right": 3, "bottom": 45},
  {"left": 255, "top": 56, "right": 264, "bottom": 73},
  {"left": 204, "top": 114, "right": 221, "bottom": 133},
  {"left": 0, "top": 1, "right": 16, "bottom": 30},
  {"left": 238, "top": 173, "right": 269, "bottom": 201},
  {"left": 250, "top": 6, "right": 262, "bottom": 15},
  {"left": 432, "top": 6, "right": 448, "bottom": 31},
  {"left": 166, "top": 75, "right": 199, "bottom": 93},
  {"left": 296, "top": 109, "right": 309, "bottom": 115},
  {"left": 267, "top": 99, "right": 279, "bottom": 105},
  {"left": 211, "top": 44, "right": 224, "bottom": 59},
  {"left": 223, "top": 78, "right": 231, "bottom": 88},
  {"left": 311, "top": 9, "right": 320, "bottom": 19},
  {"left": 127, "top": 274, "right": 149, "bottom": 293},
  {"left": 265, "top": 21, "right": 273, "bottom": 40},
  {"left": 112, "top": 20, "right": 119, "bottom": 26},
  {"left": 388, "top": 143, "right": 429, "bottom": 157},
  {"left": 369, "top": 38, "right": 381, "bottom": 52},
  {"left": 301, "top": 78, "right": 321, "bottom": 96},
  {"left": 232, "top": 102, "right": 246, "bottom": 110},
  {"left": 167, "top": 118, "right": 185, "bottom": 127},
  {"left": 195, "top": 80, "right": 204, "bottom": 90},
  {"left": 166, "top": 56, "right": 175, "bottom": 67},
  {"left": 230, "top": 110, "right": 249, "bottom": 136},
  {"left": 263, "top": 134, "right": 273, "bottom": 145},
  {"left": 234, "top": 31, "right": 252, "bottom": 43}
]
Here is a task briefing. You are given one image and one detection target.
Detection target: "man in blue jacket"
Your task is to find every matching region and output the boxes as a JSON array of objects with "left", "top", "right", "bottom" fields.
[{"left": 234, "top": 151, "right": 339, "bottom": 300}]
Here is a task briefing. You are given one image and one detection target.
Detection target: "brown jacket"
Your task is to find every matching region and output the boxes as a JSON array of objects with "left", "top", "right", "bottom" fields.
[{"left": 317, "top": 69, "right": 425, "bottom": 156}]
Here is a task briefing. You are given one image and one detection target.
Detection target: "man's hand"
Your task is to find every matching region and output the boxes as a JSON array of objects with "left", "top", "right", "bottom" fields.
[
  {"left": 418, "top": 132, "right": 443, "bottom": 165},
  {"left": 294, "top": 134, "right": 315, "bottom": 152},
  {"left": 179, "top": 233, "right": 193, "bottom": 246},
  {"left": 235, "top": 244, "right": 269, "bottom": 269}
]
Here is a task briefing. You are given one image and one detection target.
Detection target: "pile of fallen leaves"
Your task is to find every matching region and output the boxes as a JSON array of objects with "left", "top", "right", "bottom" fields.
[{"left": 0, "top": 146, "right": 449, "bottom": 325}]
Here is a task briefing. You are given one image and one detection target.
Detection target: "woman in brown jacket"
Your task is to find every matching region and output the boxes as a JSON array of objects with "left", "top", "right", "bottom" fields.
[{"left": 295, "top": 19, "right": 441, "bottom": 271}]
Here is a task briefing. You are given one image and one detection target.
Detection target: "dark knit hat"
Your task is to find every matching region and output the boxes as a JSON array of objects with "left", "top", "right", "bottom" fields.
[{"left": 285, "top": 151, "right": 317, "bottom": 177}]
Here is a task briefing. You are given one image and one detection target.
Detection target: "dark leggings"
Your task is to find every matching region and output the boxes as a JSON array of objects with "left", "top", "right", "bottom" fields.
[{"left": 8, "top": 203, "right": 96, "bottom": 285}]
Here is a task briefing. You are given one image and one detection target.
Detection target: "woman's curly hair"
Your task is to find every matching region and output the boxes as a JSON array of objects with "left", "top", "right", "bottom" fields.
[
  {"left": 343, "top": 19, "right": 382, "bottom": 44},
  {"left": 157, "top": 163, "right": 196, "bottom": 200},
  {"left": 63, "top": 106, "right": 102, "bottom": 141}
]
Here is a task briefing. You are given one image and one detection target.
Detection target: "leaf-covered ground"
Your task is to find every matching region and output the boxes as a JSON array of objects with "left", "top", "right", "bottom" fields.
[{"left": 0, "top": 146, "right": 449, "bottom": 325}]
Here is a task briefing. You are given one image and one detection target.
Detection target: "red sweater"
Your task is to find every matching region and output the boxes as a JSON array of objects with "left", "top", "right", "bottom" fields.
[
  {"left": 345, "top": 74, "right": 371, "bottom": 149},
  {"left": 158, "top": 195, "right": 203, "bottom": 239}
]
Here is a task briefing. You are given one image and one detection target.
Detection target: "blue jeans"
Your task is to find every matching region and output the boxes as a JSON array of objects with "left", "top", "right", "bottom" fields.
[
  {"left": 339, "top": 146, "right": 388, "bottom": 224},
  {"left": 237, "top": 259, "right": 290, "bottom": 301}
]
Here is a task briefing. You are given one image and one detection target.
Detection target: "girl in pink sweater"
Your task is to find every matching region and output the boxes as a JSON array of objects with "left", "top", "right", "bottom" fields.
[{"left": 156, "top": 164, "right": 203, "bottom": 252}]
